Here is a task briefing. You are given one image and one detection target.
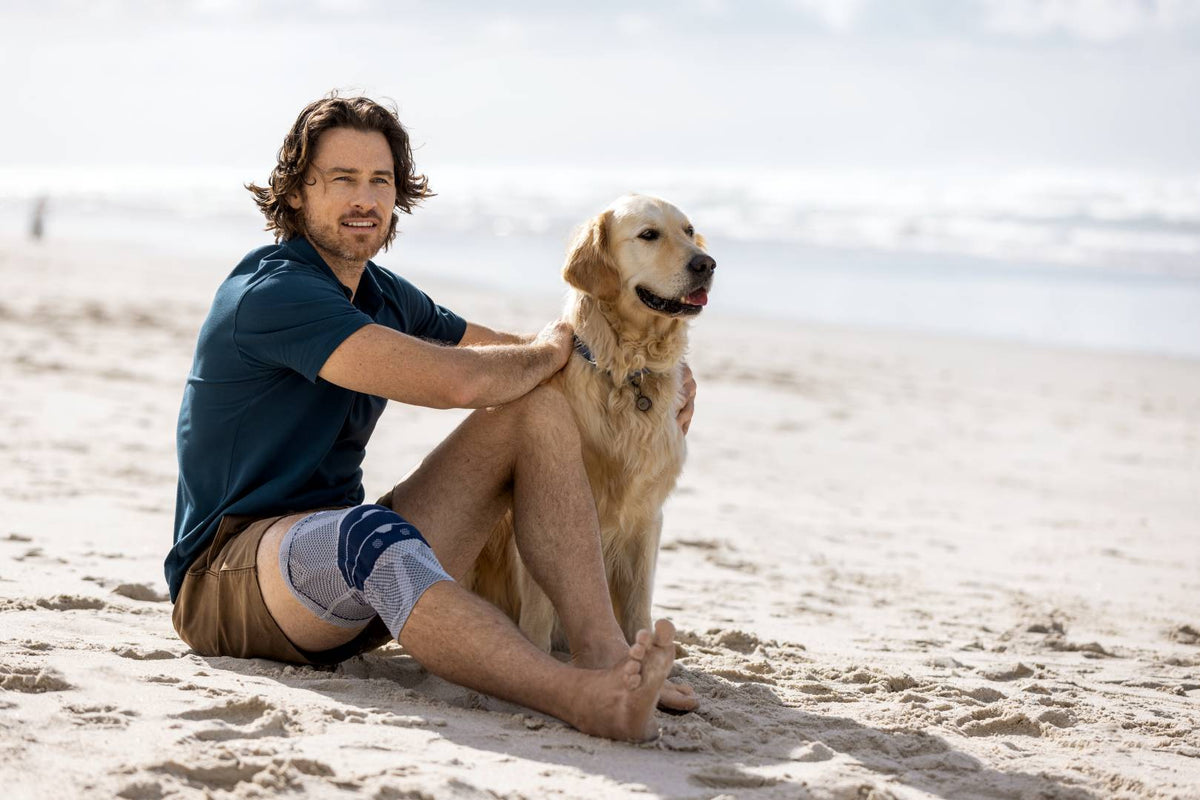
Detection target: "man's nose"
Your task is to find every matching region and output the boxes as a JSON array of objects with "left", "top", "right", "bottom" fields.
[
  {"left": 351, "top": 183, "right": 381, "bottom": 209},
  {"left": 687, "top": 253, "right": 716, "bottom": 277}
]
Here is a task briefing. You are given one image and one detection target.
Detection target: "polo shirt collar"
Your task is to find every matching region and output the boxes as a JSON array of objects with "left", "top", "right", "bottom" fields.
[
  {"left": 284, "top": 236, "right": 384, "bottom": 317},
  {"left": 354, "top": 264, "right": 385, "bottom": 316}
]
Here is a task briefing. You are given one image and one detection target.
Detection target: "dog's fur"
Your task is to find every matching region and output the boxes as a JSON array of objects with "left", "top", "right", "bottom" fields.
[{"left": 468, "top": 194, "right": 714, "bottom": 649}]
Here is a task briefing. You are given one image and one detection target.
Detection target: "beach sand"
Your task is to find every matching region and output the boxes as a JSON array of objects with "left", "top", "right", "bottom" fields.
[{"left": 1, "top": 236, "right": 1198, "bottom": 799}]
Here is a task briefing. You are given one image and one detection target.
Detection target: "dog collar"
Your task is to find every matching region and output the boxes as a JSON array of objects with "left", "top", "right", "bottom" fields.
[{"left": 572, "top": 335, "right": 654, "bottom": 412}]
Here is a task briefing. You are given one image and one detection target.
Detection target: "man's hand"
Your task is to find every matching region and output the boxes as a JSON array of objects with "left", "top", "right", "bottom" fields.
[
  {"left": 534, "top": 319, "right": 575, "bottom": 373},
  {"left": 677, "top": 362, "right": 697, "bottom": 435}
]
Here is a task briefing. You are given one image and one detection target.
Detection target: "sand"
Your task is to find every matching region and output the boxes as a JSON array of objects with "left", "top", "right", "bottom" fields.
[{"left": 1, "top": 235, "right": 1198, "bottom": 800}]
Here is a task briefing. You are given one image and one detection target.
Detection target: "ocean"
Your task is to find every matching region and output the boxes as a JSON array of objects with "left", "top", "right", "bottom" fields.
[{"left": 2, "top": 164, "right": 1198, "bottom": 359}]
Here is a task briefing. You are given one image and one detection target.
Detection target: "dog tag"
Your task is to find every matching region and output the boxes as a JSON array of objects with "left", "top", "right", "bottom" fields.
[{"left": 636, "top": 395, "right": 652, "bottom": 412}]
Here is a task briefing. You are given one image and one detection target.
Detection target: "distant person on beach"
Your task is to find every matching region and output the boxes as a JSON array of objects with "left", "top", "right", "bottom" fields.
[
  {"left": 166, "top": 93, "right": 698, "bottom": 742},
  {"left": 29, "top": 196, "right": 46, "bottom": 241}
]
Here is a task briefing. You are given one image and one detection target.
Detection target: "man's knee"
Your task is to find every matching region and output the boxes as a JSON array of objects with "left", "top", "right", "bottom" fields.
[
  {"left": 279, "top": 505, "right": 454, "bottom": 639},
  {"left": 511, "top": 383, "right": 579, "bottom": 444},
  {"left": 336, "top": 504, "right": 430, "bottom": 591}
]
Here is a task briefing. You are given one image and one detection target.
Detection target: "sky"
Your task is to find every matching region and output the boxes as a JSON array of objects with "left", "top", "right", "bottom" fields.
[{"left": 3, "top": 0, "right": 1199, "bottom": 176}]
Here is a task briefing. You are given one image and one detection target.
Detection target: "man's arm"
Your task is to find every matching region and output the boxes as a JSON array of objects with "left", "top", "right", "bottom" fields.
[
  {"left": 458, "top": 322, "right": 531, "bottom": 347},
  {"left": 318, "top": 320, "right": 572, "bottom": 409}
]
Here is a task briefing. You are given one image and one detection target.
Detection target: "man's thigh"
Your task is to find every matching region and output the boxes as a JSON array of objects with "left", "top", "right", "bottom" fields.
[{"left": 256, "top": 513, "right": 376, "bottom": 654}]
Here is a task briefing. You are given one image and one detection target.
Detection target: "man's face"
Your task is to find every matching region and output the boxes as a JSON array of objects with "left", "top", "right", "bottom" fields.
[{"left": 288, "top": 127, "right": 397, "bottom": 267}]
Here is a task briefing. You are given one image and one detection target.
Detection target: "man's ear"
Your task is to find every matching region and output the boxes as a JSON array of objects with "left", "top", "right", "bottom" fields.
[
  {"left": 562, "top": 210, "right": 620, "bottom": 302},
  {"left": 286, "top": 188, "right": 303, "bottom": 210}
]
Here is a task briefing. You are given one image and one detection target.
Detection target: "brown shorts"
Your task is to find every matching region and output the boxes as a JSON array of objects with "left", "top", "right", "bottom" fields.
[{"left": 171, "top": 511, "right": 392, "bottom": 666}]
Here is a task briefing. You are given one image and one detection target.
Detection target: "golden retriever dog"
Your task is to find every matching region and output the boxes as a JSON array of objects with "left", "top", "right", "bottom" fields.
[{"left": 469, "top": 194, "right": 715, "bottom": 650}]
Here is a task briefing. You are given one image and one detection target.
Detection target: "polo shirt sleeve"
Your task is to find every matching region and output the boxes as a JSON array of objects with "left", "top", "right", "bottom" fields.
[
  {"left": 390, "top": 273, "right": 468, "bottom": 345},
  {"left": 233, "top": 269, "right": 374, "bottom": 382}
]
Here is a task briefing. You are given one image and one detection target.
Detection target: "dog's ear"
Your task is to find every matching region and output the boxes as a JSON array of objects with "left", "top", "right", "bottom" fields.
[
  {"left": 694, "top": 232, "right": 707, "bottom": 249},
  {"left": 563, "top": 210, "right": 620, "bottom": 302}
]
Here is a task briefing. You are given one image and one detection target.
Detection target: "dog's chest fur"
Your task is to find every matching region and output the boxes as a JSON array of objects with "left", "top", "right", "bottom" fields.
[{"left": 558, "top": 312, "right": 688, "bottom": 546}]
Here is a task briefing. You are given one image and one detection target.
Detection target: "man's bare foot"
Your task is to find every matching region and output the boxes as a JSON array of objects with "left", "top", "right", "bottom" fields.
[
  {"left": 568, "top": 619, "right": 679, "bottom": 742},
  {"left": 658, "top": 679, "right": 699, "bottom": 713},
  {"left": 572, "top": 633, "right": 699, "bottom": 714}
]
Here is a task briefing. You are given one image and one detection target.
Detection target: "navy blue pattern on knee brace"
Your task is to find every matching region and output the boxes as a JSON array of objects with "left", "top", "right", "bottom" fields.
[{"left": 336, "top": 504, "right": 429, "bottom": 591}]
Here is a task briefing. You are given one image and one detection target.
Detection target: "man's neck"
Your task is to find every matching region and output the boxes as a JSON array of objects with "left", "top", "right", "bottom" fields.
[{"left": 309, "top": 241, "right": 366, "bottom": 301}]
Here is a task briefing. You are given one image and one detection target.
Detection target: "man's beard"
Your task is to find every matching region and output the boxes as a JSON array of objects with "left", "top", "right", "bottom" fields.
[{"left": 301, "top": 208, "right": 390, "bottom": 267}]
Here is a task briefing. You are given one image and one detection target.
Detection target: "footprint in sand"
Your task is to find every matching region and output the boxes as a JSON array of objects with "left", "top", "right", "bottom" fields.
[
  {"left": 33, "top": 594, "right": 108, "bottom": 611},
  {"left": 1036, "top": 708, "right": 1077, "bottom": 728},
  {"left": 979, "top": 663, "right": 1035, "bottom": 682},
  {"left": 65, "top": 703, "right": 138, "bottom": 728},
  {"left": 962, "top": 686, "right": 1005, "bottom": 703},
  {"left": 111, "top": 583, "right": 169, "bottom": 603},
  {"left": 690, "top": 764, "right": 783, "bottom": 789},
  {"left": 145, "top": 753, "right": 272, "bottom": 792},
  {"left": 174, "top": 697, "right": 293, "bottom": 742},
  {"left": 144, "top": 675, "right": 181, "bottom": 685},
  {"left": 139, "top": 750, "right": 334, "bottom": 794},
  {"left": 1025, "top": 618, "right": 1066, "bottom": 635},
  {"left": 1168, "top": 624, "right": 1200, "bottom": 645},
  {"left": 790, "top": 741, "right": 836, "bottom": 762},
  {"left": 175, "top": 695, "right": 276, "bottom": 725},
  {"left": 192, "top": 712, "right": 291, "bottom": 742},
  {"left": 956, "top": 706, "right": 1042, "bottom": 737},
  {"left": 111, "top": 646, "right": 180, "bottom": 661},
  {"left": 709, "top": 628, "right": 764, "bottom": 654},
  {"left": 115, "top": 780, "right": 167, "bottom": 800},
  {"left": 0, "top": 665, "right": 72, "bottom": 693},
  {"left": 1041, "top": 635, "right": 1115, "bottom": 658}
]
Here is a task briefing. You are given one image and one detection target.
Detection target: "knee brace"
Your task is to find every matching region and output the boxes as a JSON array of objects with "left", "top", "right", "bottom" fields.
[{"left": 278, "top": 504, "right": 453, "bottom": 640}]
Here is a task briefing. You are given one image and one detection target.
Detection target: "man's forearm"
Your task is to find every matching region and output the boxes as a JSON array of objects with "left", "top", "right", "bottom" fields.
[
  {"left": 455, "top": 340, "right": 565, "bottom": 408},
  {"left": 458, "top": 322, "right": 533, "bottom": 347},
  {"left": 319, "top": 321, "right": 571, "bottom": 410}
]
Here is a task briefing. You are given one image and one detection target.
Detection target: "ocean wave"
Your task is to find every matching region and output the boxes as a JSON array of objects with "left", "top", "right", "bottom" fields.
[{"left": 2, "top": 164, "right": 1198, "bottom": 277}]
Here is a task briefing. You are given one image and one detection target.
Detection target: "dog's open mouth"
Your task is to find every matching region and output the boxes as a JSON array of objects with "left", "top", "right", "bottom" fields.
[{"left": 636, "top": 286, "right": 708, "bottom": 317}]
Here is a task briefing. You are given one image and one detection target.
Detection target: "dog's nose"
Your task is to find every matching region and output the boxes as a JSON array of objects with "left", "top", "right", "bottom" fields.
[{"left": 687, "top": 254, "right": 716, "bottom": 276}]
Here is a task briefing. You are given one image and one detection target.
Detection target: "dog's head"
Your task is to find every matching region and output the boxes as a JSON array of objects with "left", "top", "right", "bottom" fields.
[{"left": 563, "top": 194, "right": 714, "bottom": 319}]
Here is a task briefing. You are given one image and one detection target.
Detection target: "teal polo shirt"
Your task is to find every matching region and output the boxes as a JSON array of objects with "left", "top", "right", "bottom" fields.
[{"left": 166, "top": 237, "right": 467, "bottom": 601}]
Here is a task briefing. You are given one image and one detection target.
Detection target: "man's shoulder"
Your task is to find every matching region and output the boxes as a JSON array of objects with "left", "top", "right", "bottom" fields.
[
  {"left": 234, "top": 240, "right": 320, "bottom": 277},
  {"left": 362, "top": 261, "right": 465, "bottom": 343},
  {"left": 225, "top": 241, "right": 335, "bottom": 299},
  {"left": 364, "top": 260, "right": 416, "bottom": 295}
]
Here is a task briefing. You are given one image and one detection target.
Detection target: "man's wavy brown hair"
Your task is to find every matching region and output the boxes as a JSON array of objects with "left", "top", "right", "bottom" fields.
[{"left": 247, "top": 93, "right": 433, "bottom": 249}]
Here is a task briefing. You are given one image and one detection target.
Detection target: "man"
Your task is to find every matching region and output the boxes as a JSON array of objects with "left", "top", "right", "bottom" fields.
[{"left": 166, "top": 94, "right": 698, "bottom": 743}]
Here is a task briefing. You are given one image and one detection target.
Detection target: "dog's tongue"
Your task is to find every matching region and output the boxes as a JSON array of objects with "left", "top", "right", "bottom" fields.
[{"left": 683, "top": 288, "right": 709, "bottom": 307}]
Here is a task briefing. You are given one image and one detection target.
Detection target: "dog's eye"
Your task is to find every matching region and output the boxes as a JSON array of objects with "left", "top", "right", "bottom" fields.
[
  {"left": 638, "top": 229, "right": 660, "bottom": 241},
  {"left": 685, "top": 225, "right": 695, "bottom": 237}
]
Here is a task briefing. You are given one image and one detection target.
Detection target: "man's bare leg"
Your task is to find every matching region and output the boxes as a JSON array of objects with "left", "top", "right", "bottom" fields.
[
  {"left": 257, "top": 517, "right": 677, "bottom": 740},
  {"left": 400, "top": 582, "right": 678, "bottom": 741},
  {"left": 386, "top": 386, "right": 625, "bottom": 658},
  {"left": 382, "top": 385, "right": 696, "bottom": 710}
]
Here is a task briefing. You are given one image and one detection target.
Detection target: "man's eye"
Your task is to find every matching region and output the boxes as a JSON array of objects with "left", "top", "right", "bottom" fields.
[
  {"left": 638, "top": 229, "right": 659, "bottom": 241},
  {"left": 333, "top": 176, "right": 352, "bottom": 182}
]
